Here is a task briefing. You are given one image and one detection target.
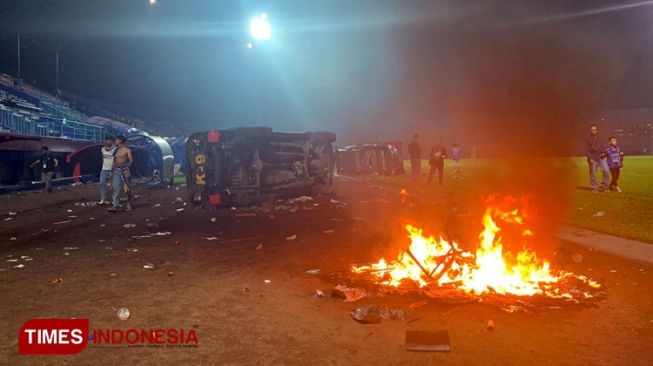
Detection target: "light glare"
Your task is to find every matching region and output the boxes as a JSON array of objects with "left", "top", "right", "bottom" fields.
[{"left": 249, "top": 13, "right": 271, "bottom": 40}]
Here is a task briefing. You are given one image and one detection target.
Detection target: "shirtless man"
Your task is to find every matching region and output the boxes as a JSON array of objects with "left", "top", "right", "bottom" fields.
[{"left": 108, "top": 136, "right": 133, "bottom": 212}]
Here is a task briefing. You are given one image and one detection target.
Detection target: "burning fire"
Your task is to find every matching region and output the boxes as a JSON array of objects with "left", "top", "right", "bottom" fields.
[{"left": 353, "top": 196, "right": 600, "bottom": 298}]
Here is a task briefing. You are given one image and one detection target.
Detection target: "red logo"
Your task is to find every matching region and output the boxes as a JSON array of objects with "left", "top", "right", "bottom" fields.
[{"left": 19, "top": 319, "right": 89, "bottom": 355}]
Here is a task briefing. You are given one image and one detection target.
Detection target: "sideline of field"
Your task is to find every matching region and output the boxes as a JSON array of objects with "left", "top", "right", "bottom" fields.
[{"left": 366, "top": 156, "right": 653, "bottom": 243}]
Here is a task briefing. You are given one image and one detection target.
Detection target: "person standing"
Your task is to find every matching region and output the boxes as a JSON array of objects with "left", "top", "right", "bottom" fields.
[
  {"left": 98, "top": 137, "right": 116, "bottom": 205},
  {"left": 427, "top": 138, "right": 447, "bottom": 185},
  {"left": 603, "top": 136, "right": 625, "bottom": 192},
  {"left": 29, "top": 146, "right": 58, "bottom": 193},
  {"left": 585, "top": 124, "right": 609, "bottom": 192},
  {"left": 108, "top": 136, "right": 133, "bottom": 212},
  {"left": 408, "top": 133, "right": 422, "bottom": 182},
  {"left": 451, "top": 142, "right": 462, "bottom": 177}
]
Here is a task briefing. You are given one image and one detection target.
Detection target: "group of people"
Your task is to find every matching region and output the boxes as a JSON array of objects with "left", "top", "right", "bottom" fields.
[
  {"left": 585, "top": 124, "right": 625, "bottom": 192},
  {"left": 407, "top": 134, "right": 462, "bottom": 185},
  {"left": 31, "top": 135, "right": 134, "bottom": 212}
]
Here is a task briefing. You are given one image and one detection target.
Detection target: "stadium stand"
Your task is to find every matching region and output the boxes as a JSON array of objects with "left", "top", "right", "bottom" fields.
[{"left": 0, "top": 74, "right": 105, "bottom": 141}]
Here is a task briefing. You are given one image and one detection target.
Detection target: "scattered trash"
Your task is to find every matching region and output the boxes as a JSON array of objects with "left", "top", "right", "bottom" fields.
[
  {"left": 313, "top": 289, "right": 325, "bottom": 298},
  {"left": 292, "top": 196, "right": 314, "bottom": 203},
  {"left": 330, "top": 199, "right": 339, "bottom": 204},
  {"left": 572, "top": 253, "right": 583, "bottom": 263},
  {"left": 109, "top": 273, "right": 117, "bottom": 277},
  {"left": 66, "top": 209, "right": 73, "bottom": 213},
  {"left": 487, "top": 320, "right": 495, "bottom": 331},
  {"left": 117, "top": 307, "right": 131, "bottom": 321},
  {"left": 153, "top": 203, "right": 161, "bottom": 207},
  {"left": 210, "top": 217, "right": 217, "bottom": 222},
  {"left": 6, "top": 258, "right": 18, "bottom": 262},
  {"left": 610, "top": 269, "right": 618, "bottom": 273},
  {"left": 167, "top": 272, "right": 174, "bottom": 276},
  {"left": 51, "top": 278, "right": 64, "bottom": 285},
  {"left": 146, "top": 222, "right": 159, "bottom": 228},
  {"left": 63, "top": 252, "right": 70, "bottom": 256},
  {"left": 405, "top": 330, "right": 451, "bottom": 352},
  {"left": 350, "top": 304, "right": 405, "bottom": 324},
  {"left": 176, "top": 208, "right": 184, "bottom": 212},
  {"left": 263, "top": 279, "right": 272, "bottom": 284},
  {"left": 323, "top": 229, "right": 334, "bottom": 234},
  {"left": 202, "top": 237, "right": 219, "bottom": 241},
  {"left": 126, "top": 248, "right": 139, "bottom": 253},
  {"left": 63, "top": 247, "right": 79, "bottom": 250},
  {"left": 14, "top": 264, "right": 25, "bottom": 269},
  {"left": 174, "top": 240, "right": 181, "bottom": 245},
  {"left": 68, "top": 215, "right": 77, "bottom": 219},
  {"left": 10, "top": 237, "right": 17, "bottom": 241},
  {"left": 132, "top": 231, "right": 171, "bottom": 239},
  {"left": 53, "top": 220, "right": 72, "bottom": 225},
  {"left": 305, "top": 269, "right": 321, "bottom": 275},
  {"left": 4, "top": 217, "right": 12, "bottom": 221},
  {"left": 143, "top": 263, "right": 155, "bottom": 269},
  {"left": 8, "top": 211, "right": 17, "bottom": 216},
  {"left": 286, "top": 235, "right": 297, "bottom": 241},
  {"left": 123, "top": 224, "right": 136, "bottom": 228},
  {"left": 333, "top": 285, "right": 367, "bottom": 302},
  {"left": 593, "top": 211, "right": 606, "bottom": 217},
  {"left": 255, "top": 244, "right": 263, "bottom": 250}
]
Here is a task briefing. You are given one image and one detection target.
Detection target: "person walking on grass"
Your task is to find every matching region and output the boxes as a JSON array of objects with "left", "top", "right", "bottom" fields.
[
  {"left": 108, "top": 136, "right": 133, "bottom": 212},
  {"left": 29, "top": 146, "right": 58, "bottom": 193},
  {"left": 408, "top": 133, "right": 422, "bottom": 182},
  {"left": 585, "top": 124, "right": 610, "bottom": 192},
  {"left": 603, "top": 136, "right": 625, "bottom": 192},
  {"left": 427, "top": 138, "right": 447, "bottom": 185},
  {"left": 98, "top": 137, "right": 116, "bottom": 205}
]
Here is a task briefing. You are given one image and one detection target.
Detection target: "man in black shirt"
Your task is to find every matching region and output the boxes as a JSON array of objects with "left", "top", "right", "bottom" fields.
[
  {"left": 427, "top": 138, "right": 447, "bottom": 185},
  {"left": 29, "top": 146, "right": 58, "bottom": 193}
]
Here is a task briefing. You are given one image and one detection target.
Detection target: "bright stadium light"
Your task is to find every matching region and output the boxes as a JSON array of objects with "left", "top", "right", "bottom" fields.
[
  {"left": 249, "top": 13, "right": 271, "bottom": 40},
  {"left": 149, "top": 0, "right": 156, "bottom": 4}
]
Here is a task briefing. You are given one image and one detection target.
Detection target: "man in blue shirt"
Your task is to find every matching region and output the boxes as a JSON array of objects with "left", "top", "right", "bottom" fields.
[{"left": 585, "top": 124, "right": 610, "bottom": 192}]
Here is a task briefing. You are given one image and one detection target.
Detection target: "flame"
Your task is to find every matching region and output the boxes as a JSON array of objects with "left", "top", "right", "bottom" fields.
[{"left": 353, "top": 195, "right": 600, "bottom": 298}]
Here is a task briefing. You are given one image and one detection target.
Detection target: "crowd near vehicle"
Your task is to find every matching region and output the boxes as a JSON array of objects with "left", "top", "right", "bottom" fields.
[{"left": 185, "top": 127, "right": 336, "bottom": 207}]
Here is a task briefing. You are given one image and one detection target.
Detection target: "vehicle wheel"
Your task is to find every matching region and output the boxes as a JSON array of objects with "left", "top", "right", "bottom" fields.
[
  {"left": 234, "top": 127, "right": 273, "bottom": 139},
  {"left": 310, "top": 131, "right": 336, "bottom": 143}
]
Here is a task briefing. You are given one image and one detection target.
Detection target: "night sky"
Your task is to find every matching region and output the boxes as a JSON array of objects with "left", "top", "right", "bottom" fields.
[{"left": 0, "top": 0, "right": 652, "bottom": 144}]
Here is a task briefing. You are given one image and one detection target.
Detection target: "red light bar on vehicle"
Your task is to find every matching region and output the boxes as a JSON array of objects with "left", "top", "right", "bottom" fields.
[
  {"left": 208, "top": 194, "right": 222, "bottom": 206},
  {"left": 207, "top": 130, "right": 220, "bottom": 143}
]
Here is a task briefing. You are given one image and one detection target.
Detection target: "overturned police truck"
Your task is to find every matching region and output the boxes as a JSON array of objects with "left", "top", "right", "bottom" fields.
[{"left": 185, "top": 127, "right": 336, "bottom": 207}]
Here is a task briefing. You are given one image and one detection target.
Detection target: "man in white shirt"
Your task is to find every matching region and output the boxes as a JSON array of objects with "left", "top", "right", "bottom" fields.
[{"left": 99, "top": 137, "right": 116, "bottom": 204}]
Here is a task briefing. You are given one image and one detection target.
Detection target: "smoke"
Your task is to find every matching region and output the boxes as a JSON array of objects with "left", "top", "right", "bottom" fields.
[{"left": 341, "top": 2, "right": 627, "bottom": 255}]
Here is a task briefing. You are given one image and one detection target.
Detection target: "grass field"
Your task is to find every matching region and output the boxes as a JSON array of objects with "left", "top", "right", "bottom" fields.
[{"left": 367, "top": 156, "right": 653, "bottom": 243}]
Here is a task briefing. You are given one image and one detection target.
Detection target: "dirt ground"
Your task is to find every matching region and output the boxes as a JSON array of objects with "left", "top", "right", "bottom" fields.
[{"left": 0, "top": 179, "right": 652, "bottom": 365}]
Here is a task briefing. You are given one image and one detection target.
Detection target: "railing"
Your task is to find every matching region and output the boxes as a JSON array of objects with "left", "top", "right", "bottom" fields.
[{"left": 0, "top": 109, "right": 105, "bottom": 141}]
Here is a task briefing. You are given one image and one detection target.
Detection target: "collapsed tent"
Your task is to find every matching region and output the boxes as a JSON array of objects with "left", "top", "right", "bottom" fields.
[{"left": 67, "top": 134, "right": 174, "bottom": 186}]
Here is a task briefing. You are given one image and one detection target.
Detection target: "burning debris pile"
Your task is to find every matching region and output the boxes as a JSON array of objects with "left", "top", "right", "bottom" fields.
[{"left": 350, "top": 196, "right": 602, "bottom": 310}]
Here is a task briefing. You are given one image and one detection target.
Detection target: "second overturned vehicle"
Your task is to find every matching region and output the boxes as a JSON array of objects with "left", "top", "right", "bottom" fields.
[{"left": 185, "top": 127, "right": 336, "bottom": 207}]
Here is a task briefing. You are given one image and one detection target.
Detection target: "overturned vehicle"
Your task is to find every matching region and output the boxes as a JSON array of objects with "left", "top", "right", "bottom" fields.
[
  {"left": 185, "top": 127, "right": 336, "bottom": 207},
  {"left": 336, "top": 142, "right": 404, "bottom": 176}
]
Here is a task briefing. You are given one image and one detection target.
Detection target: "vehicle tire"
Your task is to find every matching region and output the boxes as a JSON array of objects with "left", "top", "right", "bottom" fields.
[
  {"left": 310, "top": 131, "right": 336, "bottom": 143},
  {"left": 234, "top": 127, "right": 273, "bottom": 139}
]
